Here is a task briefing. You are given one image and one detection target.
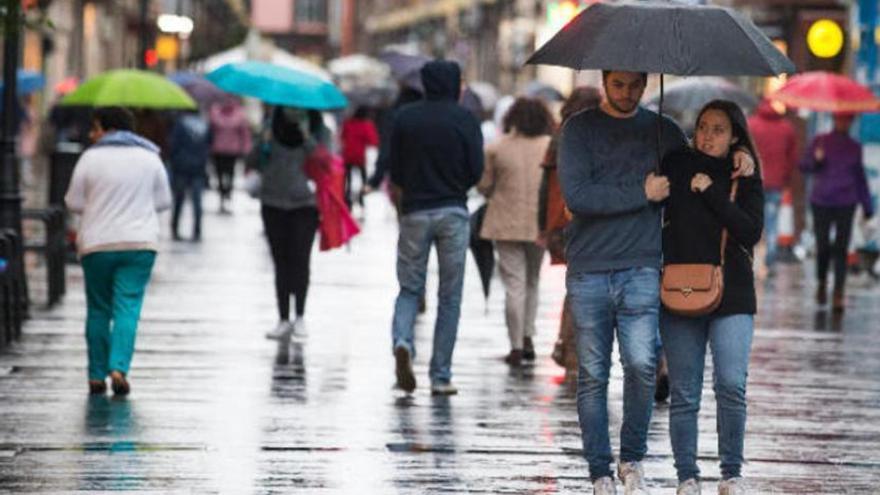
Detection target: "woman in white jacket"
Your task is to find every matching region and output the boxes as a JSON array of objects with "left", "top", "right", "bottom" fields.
[{"left": 65, "top": 107, "right": 172, "bottom": 396}]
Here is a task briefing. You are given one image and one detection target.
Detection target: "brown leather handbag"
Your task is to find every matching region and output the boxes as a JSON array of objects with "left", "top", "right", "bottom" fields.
[{"left": 661, "top": 180, "right": 738, "bottom": 317}]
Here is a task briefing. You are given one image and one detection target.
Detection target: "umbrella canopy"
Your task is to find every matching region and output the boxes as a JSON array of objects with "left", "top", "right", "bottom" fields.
[
  {"left": 645, "top": 77, "right": 758, "bottom": 133},
  {"left": 771, "top": 71, "right": 880, "bottom": 113},
  {"left": 524, "top": 81, "right": 564, "bottom": 102},
  {"left": 469, "top": 205, "right": 494, "bottom": 300},
  {"left": 526, "top": 1, "right": 794, "bottom": 77},
  {"left": 646, "top": 77, "right": 758, "bottom": 113},
  {"left": 169, "top": 72, "right": 228, "bottom": 106},
  {"left": 379, "top": 50, "right": 430, "bottom": 91},
  {"left": 0, "top": 69, "right": 45, "bottom": 95},
  {"left": 200, "top": 44, "right": 332, "bottom": 82},
  {"left": 206, "top": 61, "right": 347, "bottom": 110},
  {"left": 328, "top": 54, "right": 391, "bottom": 89},
  {"left": 60, "top": 69, "right": 197, "bottom": 109}
]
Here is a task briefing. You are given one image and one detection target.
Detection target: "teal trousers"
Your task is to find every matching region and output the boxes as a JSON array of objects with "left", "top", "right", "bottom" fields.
[{"left": 81, "top": 250, "right": 156, "bottom": 381}]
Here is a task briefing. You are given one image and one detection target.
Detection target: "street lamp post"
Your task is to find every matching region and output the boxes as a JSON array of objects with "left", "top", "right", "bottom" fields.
[{"left": 1, "top": 0, "right": 22, "bottom": 237}]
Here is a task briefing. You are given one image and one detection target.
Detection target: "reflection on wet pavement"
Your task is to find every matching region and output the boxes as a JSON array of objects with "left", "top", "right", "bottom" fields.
[{"left": 0, "top": 194, "right": 878, "bottom": 493}]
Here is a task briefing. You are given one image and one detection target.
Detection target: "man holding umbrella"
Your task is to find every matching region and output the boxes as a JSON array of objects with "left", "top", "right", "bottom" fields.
[{"left": 560, "top": 71, "right": 759, "bottom": 494}]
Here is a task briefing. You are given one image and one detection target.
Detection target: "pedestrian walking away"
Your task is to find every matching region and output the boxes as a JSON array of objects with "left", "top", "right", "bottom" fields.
[
  {"left": 247, "top": 107, "right": 327, "bottom": 340},
  {"left": 800, "top": 112, "right": 874, "bottom": 312},
  {"left": 477, "top": 97, "right": 553, "bottom": 367},
  {"left": 209, "top": 98, "right": 252, "bottom": 214},
  {"left": 559, "top": 71, "right": 758, "bottom": 495},
  {"left": 169, "top": 111, "right": 211, "bottom": 241},
  {"left": 64, "top": 106, "right": 172, "bottom": 396},
  {"left": 340, "top": 106, "right": 379, "bottom": 216},
  {"left": 388, "top": 60, "right": 484, "bottom": 396},
  {"left": 747, "top": 98, "right": 798, "bottom": 275},
  {"left": 659, "top": 100, "right": 764, "bottom": 494}
]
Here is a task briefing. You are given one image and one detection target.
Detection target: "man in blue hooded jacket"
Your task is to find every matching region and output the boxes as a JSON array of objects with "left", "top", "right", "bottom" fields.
[{"left": 388, "top": 60, "right": 484, "bottom": 396}]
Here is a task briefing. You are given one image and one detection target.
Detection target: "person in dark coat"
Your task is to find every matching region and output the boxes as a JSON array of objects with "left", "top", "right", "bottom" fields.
[
  {"left": 168, "top": 111, "right": 211, "bottom": 241},
  {"left": 388, "top": 60, "right": 484, "bottom": 396},
  {"left": 659, "top": 100, "right": 764, "bottom": 495},
  {"left": 366, "top": 85, "right": 424, "bottom": 199}
]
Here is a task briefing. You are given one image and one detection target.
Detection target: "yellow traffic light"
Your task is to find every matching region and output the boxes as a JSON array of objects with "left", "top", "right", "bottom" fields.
[{"left": 807, "top": 19, "right": 844, "bottom": 59}]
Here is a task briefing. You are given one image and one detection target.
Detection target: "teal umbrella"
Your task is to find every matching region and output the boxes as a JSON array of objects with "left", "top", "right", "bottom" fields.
[{"left": 206, "top": 61, "right": 347, "bottom": 110}]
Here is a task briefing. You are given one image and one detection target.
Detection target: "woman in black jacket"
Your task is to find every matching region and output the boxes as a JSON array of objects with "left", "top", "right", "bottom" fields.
[{"left": 659, "top": 100, "right": 764, "bottom": 495}]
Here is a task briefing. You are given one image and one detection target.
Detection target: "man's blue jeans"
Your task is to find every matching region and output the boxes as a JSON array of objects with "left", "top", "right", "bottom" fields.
[
  {"left": 763, "top": 189, "right": 782, "bottom": 267},
  {"left": 566, "top": 267, "right": 660, "bottom": 481},
  {"left": 391, "top": 206, "right": 469, "bottom": 385},
  {"left": 660, "top": 311, "right": 754, "bottom": 482}
]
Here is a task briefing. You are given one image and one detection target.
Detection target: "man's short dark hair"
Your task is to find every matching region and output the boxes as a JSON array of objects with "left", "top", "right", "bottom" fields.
[
  {"left": 601, "top": 70, "right": 648, "bottom": 83},
  {"left": 92, "top": 107, "right": 135, "bottom": 132}
]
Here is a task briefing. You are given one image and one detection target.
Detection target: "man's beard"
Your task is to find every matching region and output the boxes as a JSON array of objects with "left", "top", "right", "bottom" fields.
[{"left": 607, "top": 98, "right": 639, "bottom": 114}]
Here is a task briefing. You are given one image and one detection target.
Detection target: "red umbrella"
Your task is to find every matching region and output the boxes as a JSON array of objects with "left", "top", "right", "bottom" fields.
[{"left": 771, "top": 71, "right": 880, "bottom": 113}]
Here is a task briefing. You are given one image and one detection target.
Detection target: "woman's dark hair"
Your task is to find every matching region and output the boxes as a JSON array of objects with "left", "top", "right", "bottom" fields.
[
  {"left": 92, "top": 106, "right": 135, "bottom": 132},
  {"left": 271, "top": 107, "right": 324, "bottom": 148},
  {"left": 353, "top": 106, "right": 369, "bottom": 119},
  {"left": 502, "top": 97, "right": 554, "bottom": 137},
  {"left": 561, "top": 86, "right": 601, "bottom": 123},
  {"left": 696, "top": 99, "right": 762, "bottom": 170}
]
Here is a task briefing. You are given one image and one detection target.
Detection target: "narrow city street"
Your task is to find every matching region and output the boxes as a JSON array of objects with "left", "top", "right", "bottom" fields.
[{"left": 0, "top": 190, "right": 877, "bottom": 494}]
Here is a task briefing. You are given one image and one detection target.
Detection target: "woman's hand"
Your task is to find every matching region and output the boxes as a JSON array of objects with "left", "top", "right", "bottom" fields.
[
  {"left": 691, "top": 173, "right": 713, "bottom": 193},
  {"left": 731, "top": 148, "right": 755, "bottom": 179}
]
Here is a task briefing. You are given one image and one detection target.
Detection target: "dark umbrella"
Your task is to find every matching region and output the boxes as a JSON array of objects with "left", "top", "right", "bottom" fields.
[
  {"left": 379, "top": 51, "right": 430, "bottom": 91},
  {"left": 169, "top": 72, "right": 228, "bottom": 106},
  {"left": 469, "top": 204, "right": 494, "bottom": 301},
  {"left": 526, "top": 1, "right": 794, "bottom": 165},
  {"left": 526, "top": 2, "right": 794, "bottom": 77}
]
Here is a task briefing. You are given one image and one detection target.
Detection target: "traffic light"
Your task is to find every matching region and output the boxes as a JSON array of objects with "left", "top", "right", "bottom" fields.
[
  {"left": 792, "top": 9, "right": 848, "bottom": 73},
  {"left": 143, "top": 48, "right": 159, "bottom": 68}
]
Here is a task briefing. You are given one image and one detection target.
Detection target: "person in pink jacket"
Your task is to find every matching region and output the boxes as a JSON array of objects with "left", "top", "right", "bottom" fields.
[{"left": 209, "top": 98, "right": 252, "bottom": 213}]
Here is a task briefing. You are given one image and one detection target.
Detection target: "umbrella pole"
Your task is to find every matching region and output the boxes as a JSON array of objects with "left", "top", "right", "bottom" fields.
[{"left": 655, "top": 73, "right": 664, "bottom": 172}]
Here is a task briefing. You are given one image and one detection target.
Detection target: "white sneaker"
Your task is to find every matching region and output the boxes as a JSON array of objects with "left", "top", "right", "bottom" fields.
[
  {"left": 617, "top": 461, "right": 651, "bottom": 495},
  {"left": 292, "top": 318, "right": 307, "bottom": 337},
  {"left": 718, "top": 477, "right": 746, "bottom": 495},
  {"left": 265, "top": 321, "right": 292, "bottom": 340},
  {"left": 592, "top": 476, "right": 617, "bottom": 495},
  {"left": 677, "top": 479, "right": 701, "bottom": 495}
]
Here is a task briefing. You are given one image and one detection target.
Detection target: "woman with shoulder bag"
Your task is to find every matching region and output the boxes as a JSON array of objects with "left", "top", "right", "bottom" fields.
[
  {"left": 659, "top": 100, "right": 764, "bottom": 495},
  {"left": 247, "top": 107, "right": 328, "bottom": 340}
]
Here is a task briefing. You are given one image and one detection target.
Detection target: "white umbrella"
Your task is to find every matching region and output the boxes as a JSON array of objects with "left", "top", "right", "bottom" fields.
[{"left": 199, "top": 45, "right": 332, "bottom": 82}]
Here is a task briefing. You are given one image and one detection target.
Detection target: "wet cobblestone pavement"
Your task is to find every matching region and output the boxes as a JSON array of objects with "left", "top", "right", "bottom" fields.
[{"left": 1, "top": 193, "right": 879, "bottom": 494}]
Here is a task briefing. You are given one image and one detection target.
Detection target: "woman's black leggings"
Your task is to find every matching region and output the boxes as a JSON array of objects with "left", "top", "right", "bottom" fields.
[
  {"left": 213, "top": 154, "right": 237, "bottom": 200},
  {"left": 812, "top": 204, "right": 856, "bottom": 291},
  {"left": 261, "top": 205, "right": 319, "bottom": 320}
]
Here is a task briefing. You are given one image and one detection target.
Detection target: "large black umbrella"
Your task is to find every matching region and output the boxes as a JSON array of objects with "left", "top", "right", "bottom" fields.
[
  {"left": 469, "top": 204, "right": 494, "bottom": 301},
  {"left": 526, "top": 1, "right": 794, "bottom": 165},
  {"left": 526, "top": 1, "right": 795, "bottom": 77}
]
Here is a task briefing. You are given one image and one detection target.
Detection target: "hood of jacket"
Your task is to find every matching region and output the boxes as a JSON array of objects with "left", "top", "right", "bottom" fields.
[
  {"left": 755, "top": 99, "right": 783, "bottom": 120},
  {"left": 92, "top": 130, "right": 160, "bottom": 153},
  {"left": 421, "top": 60, "right": 461, "bottom": 101}
]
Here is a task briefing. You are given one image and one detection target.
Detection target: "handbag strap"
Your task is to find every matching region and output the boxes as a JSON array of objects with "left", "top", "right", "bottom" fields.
[{"left": 719, "top": 179, "right": 740, "bottom": 267}]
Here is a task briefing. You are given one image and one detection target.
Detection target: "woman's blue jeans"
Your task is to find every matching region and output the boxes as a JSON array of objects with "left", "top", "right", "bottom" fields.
[{"left": 660, "top": 311, "right": 754, "bottom": 482}]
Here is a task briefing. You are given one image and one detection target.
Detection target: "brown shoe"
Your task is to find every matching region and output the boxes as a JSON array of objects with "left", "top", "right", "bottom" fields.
[
  {"left": 816, "top": 284, "right": 827, "bottom": 305},
  {"left": 88, "top": 380, "right": 106, "bottom": 395},
  {"left": 832, "top": 289, "right": 845, "bottom": 313},
  {"left": 504, "top": 349, "right": 523, "bottom": 367},
  {"left": 109, "top": 371, "right": 130, "bottom": 396}
]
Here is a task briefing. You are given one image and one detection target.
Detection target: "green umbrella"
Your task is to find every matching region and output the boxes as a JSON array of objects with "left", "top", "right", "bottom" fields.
[{"left": 61, "top": 69, "right": 197, "bottom": 109}]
